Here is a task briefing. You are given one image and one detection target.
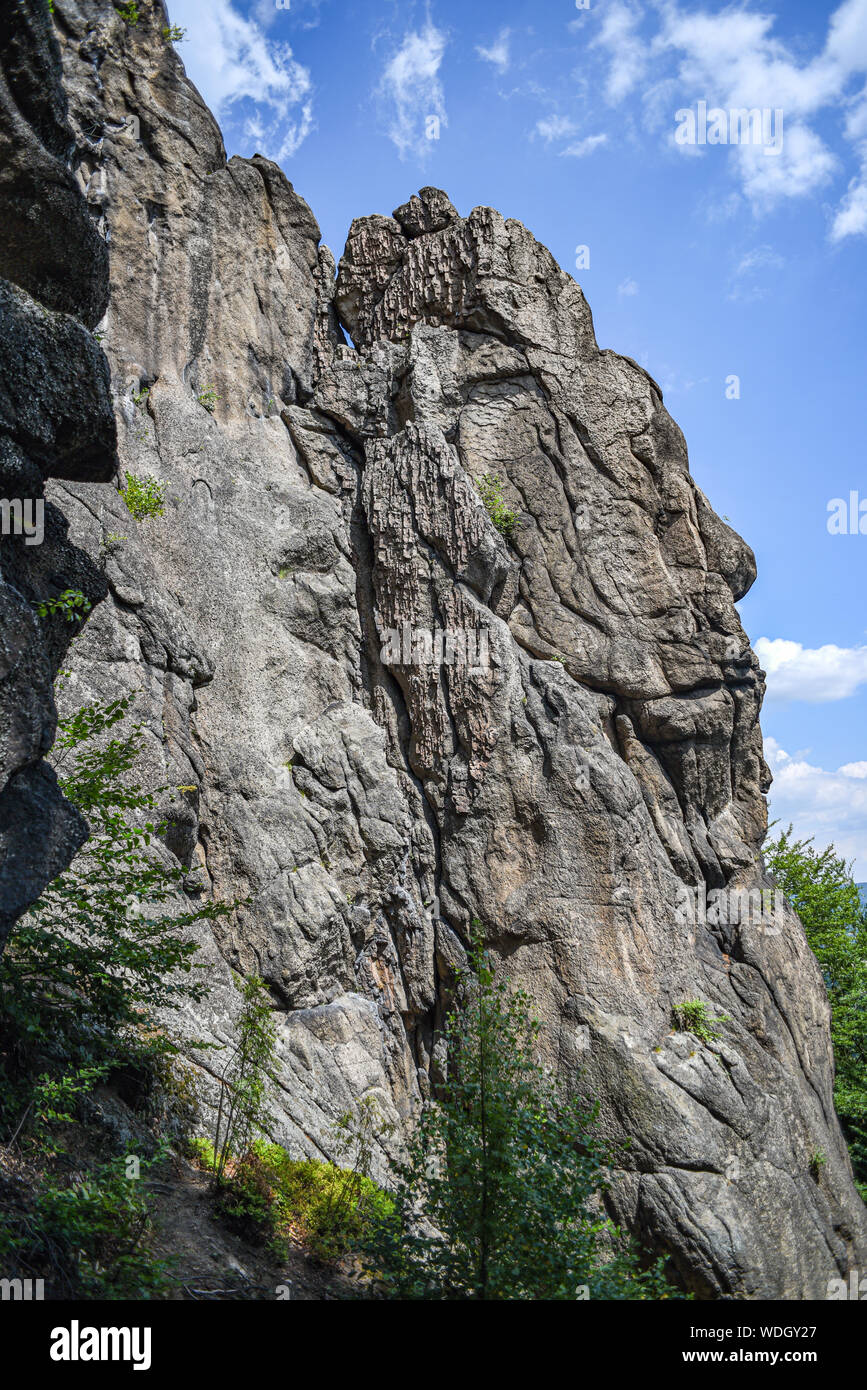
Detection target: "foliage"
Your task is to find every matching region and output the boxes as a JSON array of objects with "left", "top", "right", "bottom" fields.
[
  {"left": 367, "top": 930, "right": 683, "bottom": 1299},
  {"left": 672, "top": 999, "right": 729, "bottom": 1045},
  {"left": 36, "top": 588, "right": 91, "bottom": 623},
  {"left": 196, "top": 385, "right": 220, "bottom": 414},
  {"left": 211, "top": 1138, "right": 393, "bottom": 1262},
  {"left": 0, "top": 693, "right": 231, "bottom": 1140},
  {"left": 122, "top": 471, "right": 166, "bottom": 521},
  {"left": 476, "top": 472, "right": 517, "bottom": 539},
  {"left": 212, "top": 975, "right": 277, "bottom": 1185},
  {"left": 765, "top": 826, "right": 867, "bottom": 1197},
  {"left": 115, "top": 2, "right": 140, "bottom": 25},
  {"left": 0, "top": 1152, "right": 171, "bottom": 1300},
  {"left": 162, "top": 24, "right": 186, "bottom": 42}
]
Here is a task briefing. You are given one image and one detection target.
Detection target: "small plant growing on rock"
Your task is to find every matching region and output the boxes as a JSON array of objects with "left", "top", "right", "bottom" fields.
[
  {"left": 122, "top": 471, "right": 166, "bottom": 521},
  {"left": 100, "top": 531, "right": 128, "bottom": 555},
  {"left": 196, "top": 385, "right": 220, "bottom": 414},
  {"left": 162, "top": 24, "right": 186, "bottom": 42},
  {"left": 115, "top": 2, "right": 140, "bottom": 24},
  {"left": 476, "top": 472, "right": 517, "bottom": 539},
  {"left": 809, "top": 1147, "right": 827, "bottom": 1180},
  {"left": 36, "top": 589, "right": 92, "bottom": 623},
  {"left": 672, "top": 999, "right": 728, "bottom": 1044}
]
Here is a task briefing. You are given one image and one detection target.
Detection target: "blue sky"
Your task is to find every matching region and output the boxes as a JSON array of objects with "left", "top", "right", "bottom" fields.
[{"left": 166, "top": 0, "right": 867, "bottom": 875}]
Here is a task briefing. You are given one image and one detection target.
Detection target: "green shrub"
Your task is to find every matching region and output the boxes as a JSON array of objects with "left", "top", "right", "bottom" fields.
[
  {"left": 215, "top": 1139, "right": 393, "bottom": 1262},
  {"left": 162, "top": 24, "right": 186, "bottom": 42},
  {"left": 809, "top": 1147, "right": 827, "bottom": 1179},
  {"left": 476, "top": 472, "right": 517, "bottom": 539},
  {"left": 0, "top": 1154, "right": 171, "bottom": 1299},
  {"left": 196, "top": 385, "right": 220, "bottom": 414},
  {"left": 36, "top": 588, "right": 91, "bottom": 623},
  {"left": 122, "top": 472, "right": 166, "bottom": 521},
  {"left": 368, "top": 927, "right": 683, "bottom": 1299},
  {"left": 672, "top": 1000, "right": 728, "bottom": 1044},
  {"left": 765, "top": 827, "right": 867, "bottom": 1198},
  {"left": 0, "top": 693, "right": 231, "bottom": 1139},
  {"left": 115, "top": 2, "right": 140, "bottom": 25}
]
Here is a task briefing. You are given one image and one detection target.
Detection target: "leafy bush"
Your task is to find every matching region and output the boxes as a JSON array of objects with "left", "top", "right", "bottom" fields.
[
  {"left": 367, "top": 929, "right": 683, "bottom": 1299},
  {"left": 765, "top": 827, "right": 867, "bottom": 1197},
  {"left": 115, "top": 1, "right": 140, "bottom": 24},
  {"left": 196, "top": 386, "right": 220, "bottom": 414},
  {"left": 672, "top": 1000, "right": 728, "bottom": 1044},
  {"left": 476, "top": 472, "right": 517, "bottom": 538},
  {"left": 0, "top": 693, "right": 231, "bottom": 1138},
  {"left": 213, "top": 1139, "right": 393, "bottom": 1262},
  {"left": 122, "top": 472, "right": 166, "bottom": 521},
  {"left": 36, "top": 588, "right": 91, "bottom": 623},
  {"left": 0, "top": 1154, "right": 171, "bottom": 1300}
]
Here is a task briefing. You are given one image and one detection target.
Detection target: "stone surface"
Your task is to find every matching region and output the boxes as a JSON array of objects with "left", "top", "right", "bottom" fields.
[
  {"left": 0, "top": 0, "right": 115, "bottom": 948},
  {"left": 29, "top": 0, "right": 867, "bottom": 1297}
]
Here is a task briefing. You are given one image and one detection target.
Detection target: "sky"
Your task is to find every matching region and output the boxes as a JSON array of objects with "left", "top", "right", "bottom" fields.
[{"left": 165, "top": 0, "right": 867, "bottom": 876}]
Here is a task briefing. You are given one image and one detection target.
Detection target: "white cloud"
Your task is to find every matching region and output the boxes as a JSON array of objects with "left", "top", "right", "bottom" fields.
[
  {"left": 764, "top": 736, "right": 867, "bottom": 879},
  {"left": 832, "top": 162, "right": 867, "bottom": 238},
  {"left": 166, "top": 0, "right": 314, "bottom": 159},
  {"left": 535, "top": 115, "right": 579, "bottom": 142},
  {"left": 590, "top": 0, "right": 648, "bottom": 104},
  {"left": 617, "top": 277, "right": 639, "bottom": 296},
  {"left": 727, "top": 244, "right": 784, "bottom": 301},
  {"left": 476, "top": 28, "right": 511, "bottom": 75},
  {"left": 839, "top": 761, "right": 867, "bottom": 777},
  {"left": 587, "top": 0, "right": 867, "bottom": 235},
  {"left": 378, "top": 23, "right": 448, "bottom": 161},
  {"left": 561, "top": 133, "right": 609, "bottom": 157},
  {"left": 755, "top": 637, "right": 867, "bottom": 702}
]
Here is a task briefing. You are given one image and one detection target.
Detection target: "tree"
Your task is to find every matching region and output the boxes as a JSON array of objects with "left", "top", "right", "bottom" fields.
[
  {"left": 0, "top": 693, "right": 231, "bottom": 1132},
  {"left": 211, "top": 974, "right": 277, "bottom": 1186},
  {"left": 765, "top": 827, "right": 867, "bottom": 1197},
  {"left": 369, "top": 930, "right": 681, "bottom": 1300}
]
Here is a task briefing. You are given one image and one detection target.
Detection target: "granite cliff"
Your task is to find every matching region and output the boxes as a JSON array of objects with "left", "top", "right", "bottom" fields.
[{"left": 1, "top": 0, "right": 865, "bottom": 1298}]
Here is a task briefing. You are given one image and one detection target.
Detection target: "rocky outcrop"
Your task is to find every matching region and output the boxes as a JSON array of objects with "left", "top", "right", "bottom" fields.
[
  {"left": 31, "top": 0, "right": 867, "bottom": 1297},
  {"left": 0, "top": 0, "right": 116, "bottom": 947}
]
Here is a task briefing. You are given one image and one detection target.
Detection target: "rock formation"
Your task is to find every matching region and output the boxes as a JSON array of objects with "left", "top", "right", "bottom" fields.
[
  {"left": 0, "top": 0, "right": 116, "bottom": 948},
  {"left": 0, "top": 0, "right": 862, "bottom": 1297}
]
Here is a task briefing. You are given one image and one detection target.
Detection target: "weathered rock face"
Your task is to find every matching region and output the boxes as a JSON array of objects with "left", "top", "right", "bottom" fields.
[
  {"left": 0, "top": 0, "right": 116, "bottom": 947},
  {"left": 37, "top": 0, "right": 867, "bottom": 1297}
]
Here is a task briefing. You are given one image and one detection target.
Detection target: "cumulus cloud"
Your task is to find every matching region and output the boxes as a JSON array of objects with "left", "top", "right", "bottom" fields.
[
  {"left": 167, "top": 0, "right": 314, "bottom": 160},
  {"left": 764, "top": 737, "right": 867, "bottom": 879},
  {"left": 378, "top": 22, "right": 448, "bottom": 161},
  {"left": 587, "top": 0, "right": 867, "bottom": 235},
  {"left": 755, "top": 637, "right": 867, "bottom": 702},
  {"left": 476, "top": 28, "right": 511, "bottom": 75}
]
